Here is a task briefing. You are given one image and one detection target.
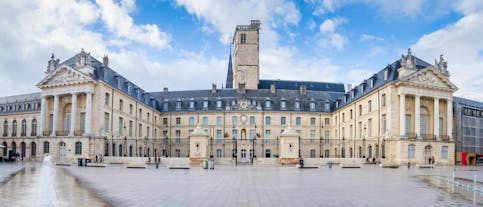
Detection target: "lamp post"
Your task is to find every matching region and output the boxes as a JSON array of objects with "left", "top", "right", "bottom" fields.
[
  {"left": 233, "top": 125, "right": 237, "bottom": 166},
  {"left": 252, "top": 124, "right": 256, "bottom": 164},
  {"left": 144, "top": 137, "right": 147, "bottom": 157},
  {"left": 363, "top": 125, "right": 367, "bottom": 158}
]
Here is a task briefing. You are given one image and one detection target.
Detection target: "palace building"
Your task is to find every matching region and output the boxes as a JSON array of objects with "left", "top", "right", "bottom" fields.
[{"left": 0, "top": 20, "right": 482, "bottom": 165}]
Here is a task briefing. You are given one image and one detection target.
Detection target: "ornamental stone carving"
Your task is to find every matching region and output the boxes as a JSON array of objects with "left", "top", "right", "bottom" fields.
[
  {"left": 46, "top": 53, "right": 60, "bottom": 74},
  {"left": 411, "top": 71, "right": 446, "bottom": 88},
  {"left": 76, "top": 49, "right": 91, "bottom": 67},
  {"left": 434, "top": 54, "right": 449, "bottom": 77},
  {"left": 45, "top": 68, "right": 89, "bottom": 86},
  {"left": 401, "top": 48, "right": 417, "bottom": 70}
]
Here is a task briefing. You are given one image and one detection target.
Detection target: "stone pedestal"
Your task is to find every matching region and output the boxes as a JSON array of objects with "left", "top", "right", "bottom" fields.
[
  {"left": 189, "top": 124, "right": 209, "bottom": 165},
  {"left": 279, "top": 127, "right": 300, "bottom": 165}
]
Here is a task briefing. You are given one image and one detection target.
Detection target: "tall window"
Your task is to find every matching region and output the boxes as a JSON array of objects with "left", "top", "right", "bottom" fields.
[
  {"left": 216, "top": 149, "right": 222, "bottom": 158},
  {"left": 441, "top": 146, "right": 448, "bottom": 159},
  {"left": 324, "top": 102, "right": 330, "bottom": 111},
  {"left": 129, "top": 104, "right": 133, "bottom": 115},
  {"left": 295, "top": 117, "right": 301, "bottom": 126},
  {"left": 408, "top": 144, "right": 415, "bottom": 158},
  {"left": 216, "top": 130, "right": 222, "bottom": 140},
  {"left": 381, "top": 94, "right": 386, "bottom": 107},
  {"left": 75, "top": 141, "right": 82, "bottom": 154},
  {"left": 43, "top": 141, "right": 49, "bottom": 153},
  {"left": 216, "top": 116, "right": 223, "bottom": 126},
  {"left": 104, "top": 113, "right": 109, "bottom": 133},
  {"left": 129, "top": 121, "right": 133, "bottom": 137},
  {"left": 3, "top": 120, "right": 8, "bottom": 136},
  {"left": 118, "top": 117, "right": 123, "bottom": 135},
  {"left": 105, "top": 93, "right": 109, "bottom": 105},
  {"left": 216, "top": 100, "right": 222, "bottom": 108},
  {"left": 350, "top": 109, "right": 353, "bottom": 119},
  {"left": 21, "top": 119, "right": 27, "bottom": 136},
  {"left": 139, "top": 109, "right": 142, "bottom": 119},
  {"left": 12, "top": 120, "right": 17, "bottom": 136},
  {"left": 310, "top": 102, "right": 316, "bottom": 111},
  {"left": 240, "top": 33, "right": 246, "bottom": 44},
  {"left": 359, "top": 105, "right": 362, "bottom": 116},
  {"left": 368, "top": 119, "right": 372, "bottom": 137},
  {"left": 176, "top": 117, "right": 181, "bottom": 126},
  {"left": 138, "top": 123, "right": 142, "bottom": 137},
  {"left": 310, "top": 130, "right": 316, "bottom": 138},
  {"left": 31, "top": 142, "right": 36, "bottom": 157},
  {"left": 294, "top": 101, "right": 300, "bottom": 110},
  {"left": 232, "top": 129, "right": 238, "bottom": 139},
  {"left": 146, "top": 126, "right": 150, "bottom": 138},
  {"left": 202, "top": 117, "right": 208, "bottom": 126},
  {"left": 232, "top": 116, "right": 238, "bottom": 126},
  {"left": 325, "top": 118, "right": 330, "bottom": 126},
  {"left": 324, "top": 130, "right": 330, "bottom": 140},
  {"left": 203, "top": 100, "right": 208, "bottom": 109},
  {"left": 119, "top": 99, "right": 123, "bottom": 111},
  {"left": 265, "top": 130, "right": 271, "bottom": 140},
  {"left": 189, "top": 117, "right": 195, "bottom": 126},
  {"left": 310, "top": 118, "right": 316, "bottom": 126},
  {"left": 31, "top": 119, "right": 37, "bottom": 136},
  {"left": 249, "top": 116, "right": 256, "bottom": 125},
  {"left": 381, "top": 114, "right": 387, "bottom": 133},
  {"left": 175, "top": 130, "right": 181, "bottom": 143},
  {"left": 358, "top": 122, "right": 362, "bottom": 138},
  {"left": 368, "top": 100, "right": 372, "bottom": 112},
  {"left": 280, "top": 100, "right": 286, "bottom": 110},
  {"left": 280, "top": 117, "right": 286, "bottom": 126},
  {"left": 265, "top": 116, "right": 271, "bottom": 125},
  {"left": 249, "top": 129, "right": 255, "bottom": 139}
]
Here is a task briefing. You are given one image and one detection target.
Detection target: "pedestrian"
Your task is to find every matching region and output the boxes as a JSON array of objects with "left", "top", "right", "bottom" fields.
[
  {"left": 408, "top": 162, "right": 411, "bottom": 169},
  {"left": 157, "top": 157, "right": 160, "bottom": 164},
  {"left": 431, "top": 155, "right": 435, "bottom": 165},
  {"left": 95, "top": 155, "right": 98, "bottom": 163},
  {"left": 428, "top": 157, "right": 432, "bottom": 165},
  {"left": 328, "top": 161, "right": 332, "bottom": 168},
  {"left": 156, "top": 158, "right": 159, "bottom": 169}
]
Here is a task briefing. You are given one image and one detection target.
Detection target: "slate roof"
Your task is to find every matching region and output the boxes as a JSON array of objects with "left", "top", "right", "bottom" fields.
[
  {"left": 258, "top": 79, "right": 345, "bottom": 92},
  {"left": 454, "top": 96, "right": 483, "bottom": 109},
  {"left": 0, "top": 92, "right": 41, "bottom": 114}
]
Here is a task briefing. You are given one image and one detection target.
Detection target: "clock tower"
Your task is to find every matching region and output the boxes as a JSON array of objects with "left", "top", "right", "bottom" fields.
[{"left": 232, "top": 20, "right": 260, "bottom": 90}]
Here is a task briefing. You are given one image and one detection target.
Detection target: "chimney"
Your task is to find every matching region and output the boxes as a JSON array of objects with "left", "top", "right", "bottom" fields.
[
  {"left": 103, "top": 54, "right": 109, "bottom": 68},
  {"left": 163, "top": 87, "right": 168, "bottom": 93},
  {"left": 300, "top": 84, "right": 307, "bottom": 95},
  {"left": 270, "top": 84, "right": 276, "bottom": 94},
  {"left": 346, "top": 84, "right": 352, "bottom": 92},
  {"left": 211, "top": 83, "right": 217, "bottom": 93}
]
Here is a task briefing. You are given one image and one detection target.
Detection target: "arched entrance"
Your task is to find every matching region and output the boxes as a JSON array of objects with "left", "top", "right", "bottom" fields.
[
  {"left": 59, "top": 142, "right": 66, "bottom": 162},
  {"left": 31, "top": 142, "right": 36, "bottom": 158},
  {"left": 424, "top": 145, "right": 432, "bottom": 163},
  {"left": 129, "top": 145, "right": 133, "bottom": 157},
  {"left": 21, "top": 142, "right": 26, "bottom": 160},
  {"left": 368, "top": 145, "right": 373, "bottom": 158},
  {"left": 119, "top": 144, "right": 123, "bottom": 156}
]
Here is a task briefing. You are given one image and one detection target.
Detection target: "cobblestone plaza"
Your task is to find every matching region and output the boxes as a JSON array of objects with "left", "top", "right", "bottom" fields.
[{"left": 0, "top": 163, "right": 481, "bottom": 206}]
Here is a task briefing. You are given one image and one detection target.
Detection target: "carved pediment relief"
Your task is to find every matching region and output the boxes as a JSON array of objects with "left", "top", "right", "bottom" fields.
[
  {"left": 37, "top": 66, "right": 93, "bottom": 88},
  {"left": 401, "top": 67, "right": 457, "bottom": 91}
]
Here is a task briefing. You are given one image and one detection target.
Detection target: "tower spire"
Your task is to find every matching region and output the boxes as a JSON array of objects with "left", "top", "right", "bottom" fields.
[{"left": 225, "top": 47, "right": 233, "bottom": 89}]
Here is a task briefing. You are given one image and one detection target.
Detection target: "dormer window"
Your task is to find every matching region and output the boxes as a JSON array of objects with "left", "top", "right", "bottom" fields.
[
  {"left": 231, "top": 100, "right": 236, "bottom": 106},
  {"left": 203, "top": 99, "right": 209, "bottom": 110},
  {"left": 280, "top": 99, "right": 286, "bottom": 110},
  {"left": 216, "top": 100, "right": 222, "bottom": 109},
  {"left": 265, "top": 99, "right": 271, "bottom": 109},
  {"left": 344, "top": 96, "right": 348, "bottom": 103},
  {"left": 324, "top": 102, "right": 330, "bottom": 111},
  {"left": 370, "top": 78, "right": 374, "bottom": 88},
  {"left": 176, "top": 99, "right": 181, "bottom": 110},
  {"left": 351, "top": 90, "right": 355, "bottom": 99},
  {"left": 294, "top": 100, "right": 301, "bottom": 110},
  {"left": 163, "top": 102, "right": 168, "bottom": 111},
  {"left": 189, "top": 100, "right": 195, "bottom": 109},
  {"left": 251, "top": 99, "right": 257, "bottom": 106},
  {"left": 384, "top": 69, "right": 388, "bottom": 81},
  {"left": 309, "top": 101, "right": 316, "bottom": 111},
  {"left": 336, "top": 101, "right": 339, "bottom": 108},
  {"left": 360, "top": 84, "right": 364, "bottom": 93}
]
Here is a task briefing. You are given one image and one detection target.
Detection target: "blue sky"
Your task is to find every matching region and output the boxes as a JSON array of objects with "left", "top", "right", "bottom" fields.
[{"left": 1, "top": 0, "right": 483, "bottom": 101}]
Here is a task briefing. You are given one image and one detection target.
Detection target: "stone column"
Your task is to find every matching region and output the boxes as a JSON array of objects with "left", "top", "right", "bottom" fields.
[
  {"left": 40, "top": 96, "right": 47, "bottom": 136},
  {"left": 51, "top": 95, "right": 59, "bottom": 136},
  {"left": 447, "top": 99, "right": 453, "bottom": 141},
  {"left": 434, "top": 98, "right": 440, "bottom": 140},
  {"left": 69, "top": 93, "right": 77, "bottom": 136},
  {"left": 399, "top": 93, "right": 406, "bottom": 138},
  {"left": 414, "top": 95, "right": 421, "bottom": 139},
  {"left": 85, "top": 92, "right": 92, "bottom": 135}
]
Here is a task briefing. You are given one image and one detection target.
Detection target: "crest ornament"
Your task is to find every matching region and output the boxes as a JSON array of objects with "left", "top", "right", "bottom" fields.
[
  {"left": 401, "top": 48, "right": 417, "bottom": 70},
  {"left": 434, "top": 54, "right": 449, "bottom": 77}
]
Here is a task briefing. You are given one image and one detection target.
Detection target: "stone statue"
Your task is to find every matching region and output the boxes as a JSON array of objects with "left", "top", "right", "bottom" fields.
[
  {"left": 435, "top": 54, "right": 449, "bottom": 77},
  {"left": 75, "top": 48, "right": 91, "bottom": 67},
  {"left": 401, "top": 48, "right": 416, "bottom": 70},
  {"left": 46, "top": 53, "right": 59, "bottom": 74}
]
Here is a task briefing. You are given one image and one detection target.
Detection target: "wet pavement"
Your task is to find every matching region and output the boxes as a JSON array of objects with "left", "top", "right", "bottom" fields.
[
  {"left": 0, "top": 163, "right": 482, "bottom": 207},
  {"left": 0, "top": 163, "right": 110, "bottom": 207}
]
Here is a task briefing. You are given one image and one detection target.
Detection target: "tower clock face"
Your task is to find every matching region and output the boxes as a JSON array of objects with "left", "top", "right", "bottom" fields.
[{"left": 237, "top": 70, "right": 245, "bottom": 82}]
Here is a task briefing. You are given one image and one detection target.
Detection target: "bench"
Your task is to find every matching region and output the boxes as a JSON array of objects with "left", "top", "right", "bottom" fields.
[
  {"left": 126, "top": 163, "right": 146, "bottom": 169},
  {"left": 341, "top": 164, "right": 362, "bottom": 168},
  {"left": 86, "top": 163, "right": 107, "bottom": 167},
  {"left": 167, "top": 158, "right": 190, "bottom": 169}
]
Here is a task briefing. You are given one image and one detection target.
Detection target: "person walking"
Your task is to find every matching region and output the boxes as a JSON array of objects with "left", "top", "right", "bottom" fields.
[{"left": 155, "top": 158, "right": 159, "bottom": 169}]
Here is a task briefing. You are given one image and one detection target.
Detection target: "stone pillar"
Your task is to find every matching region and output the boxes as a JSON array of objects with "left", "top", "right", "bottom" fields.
[
  {"left": 69, "top": 93, "right": 77, "bottom": 136},
  {"left": 279, "top": 126, "right": 300, "bottom": 164},
  {"left": 434, "top": 98, "right": 440, "bottom": 140},
  {"left": 414, "top": 95, "right": 420, "bottom": 139},
  {"left": 85, "top": 92, "right": 92, "bottom": 135},
  {"left": 447, "top": 99, "right": 453, "bottom": 141},
  {"left": 51, "top": 95, "right": 59, "bottom": 136},
  {"left": 189, "top": 124, "right": 209, "bottom": 165},
  {"left": 40, "top": 96, "right": 47, "bottom": 136},
  {"left": 399, "top": 93, "right": 406, "bottom": 138}
]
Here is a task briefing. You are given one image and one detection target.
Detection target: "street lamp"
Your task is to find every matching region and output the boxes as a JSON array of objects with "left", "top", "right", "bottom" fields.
[
  {"left": 363, "top": 125, "right": 367, "bottom": 158},
  {"left": 232, "top": 125, "right": 237, "bottom": 166},
  {"left": 252, "top": 124, "right": 257, "bottom": 164}
]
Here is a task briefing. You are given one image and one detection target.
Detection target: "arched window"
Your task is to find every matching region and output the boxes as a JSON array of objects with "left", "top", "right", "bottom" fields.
[
  {"left": 119, "top": 144, "right": 123, "bottom": 156},
  {"left": 408, "top": 144, "right": 415, "bottom": 158},
  {"left": 2, "top": 141, "right": 7, "bottom": 156},
  {"left": 368, "top": 145, "right": 373, "bottom": 158},
  {"left": 75, "top": 141, "right": 82, "bottom": 154},
  {"left": 43, "top": 141, "right": 49, "bottom": 154},
  {"left": 31, "top": 119, "right": 37, "bottom": 136},
  {"left": 381, "top": 94, "right": 386, "bottom": 107},
  {"left": 31, "top": 142, "right": 36, "bottom": 157},
  {"left": 119, "top": 99, "right": 123, "bottom": 111},
  {"left": 129, "top": 145, "right": 133, "bottom": 157},
  {"left": 12, "top": 120, "right": 17, "bottom": 136},
  {"left": 341, "top": 147, "right": 345, "bottom": 158},
  {"left": 3, "top": 120, "right": 7, "bottom": 136},
  {"left": 21, "top": 119, "right": 27, "bottom": 136},
  {"left": 11, "top": 142, "right": 16, "bottom": 154}
]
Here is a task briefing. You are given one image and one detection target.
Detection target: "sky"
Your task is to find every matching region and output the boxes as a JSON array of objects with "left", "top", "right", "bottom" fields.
[{"left": 1, "top": 0, "right": 483, "bottom": 102}]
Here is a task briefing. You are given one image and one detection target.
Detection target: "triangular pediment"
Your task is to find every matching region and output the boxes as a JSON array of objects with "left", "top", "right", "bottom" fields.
[
  {"left": 37, "top": 65, "right": 93, "bottom": 88},
  {"left": 400, "top": 67, "right": 458, "bottom": 91}
]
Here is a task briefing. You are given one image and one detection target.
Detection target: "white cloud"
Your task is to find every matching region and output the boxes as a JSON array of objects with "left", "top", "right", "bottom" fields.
[
  {"left": 412, "top": 7, "right": 483, "bottom": 101},
  {"left": 96, "top": 0, "right": 171, "bottom": 49},
  {"left": 318, "top": 18, "right": 347, "bottom": 50},
  {"left": 360, "top": 34, "right": 384, "bottom": 42}
]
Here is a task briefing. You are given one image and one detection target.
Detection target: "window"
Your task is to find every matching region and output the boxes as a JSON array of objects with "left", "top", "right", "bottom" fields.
[
  {"left": 240, "top": 33, "right": 246, "bottom": 44},
  {"left": 147, "top": 113, "right": 150, "bottom": 122},
  {"left": 310, "top": 149, "right": 316, "bottom": 158},
  {"left": 310, "top": 130, "right": 316, "bottom": 138},
  {"left": 384, "top": 69, "right": 388, "bottom": 80},
  {"left": 31, "top": 119, "right": 37, "bottom": 136},
  {"left": 310, "top": 118, "right": 316, "bottom": 126},
  {"left": 216, "top": 100, "right": 222, "bottom": 108},
  {"left": 349, "top": 125, "right": 353, "bottom": 138},
  {"left": 21, "top": 119, "right": 26, "bottom": 136},
  {"left": 265, "top": 149, "right": 271, "bottom": 158},
  {"left": 232, "top": 116, "right": 238, "bottom": 126},
  {"left": 381, "top": 94, "right": 386, "bottom": 107},
  {"left": 324, "top": 130, "right": 330, "bottom": 140},
  {"left": 118, "top": 117, "right": 123, "bottom": 135},
  {"left": 129, "top": 121, "right": 133, "bottom": 137},
  {"left": 324, "top": 102, "right": 330, "bottom": 111},
  {"left": 216, "top": 149, "right": 222, "bottom": 158},
  {"left": 31, "top": 142, "right": 36, "bottom": 157},
  {"left": 358, "top": 122, "right": 362, "bottom": 138},
  {"left": 202, "top": 117, "right": 208, "bottom": 126},
  {"left": 325, "top": 118, "right": 330, "bottom": 126},
  {"left": 342, "top": 113, "right": 345, "bottom": 122},
  {"left": 359, "top": 105, "right": 362, "bottom": 116},
  {"left": 12, "top": 120, "right": 17, "bottom": 136},
  {"left": 163, "top": 102, "right": 168, "bottom": 111},
  {"left": 119, "top": 99, "right": 123, "bottom": 111},
  {"left": 189, "top": 117, "right": 195, "bottom": 126},
  {"left": 280, "top": 100, "right": 286, "bottom": 110},
  {"left": 163, "top": 118, "right": 168, "bottom": 126},
  {"left": 175, "top": 149, "right": 181, "bottom": 157},
  {"left": 368, "top": 100, "right": 372, "bottom": 112},
  {"left": 43, "top": 141, "right": 49, "bottom": 153},
  {"left": 129, "top": 104, "right": 133, "bottom": 115},
  {"left": 176, "top": 100, "right": 181, "bottom": 110},
  {"left": 175, "top": 130, "right": 181, "bottom": 143},
  {"left": 325, "top": 149, "right": 330, "bottom": 157},
  {"left": 232, "top": 129, "right": 238, "bottom": 139},
  {"left": 249, "top": 129, "right": 255, "bottom": 139},
  {"left": 104, "top": 113, "right": 109, "bottom": 133},
  {"left": 146, "top": 126, "right": 150, "bottom": 137},
  {"left": 294, "top": 101, "right": 300, "bottom": 110},
  {"left": 265, "top": 100, "right": 271, "bottom": 108},
  {"left": 138, "top": 123, "right": 142, "bottom": 137},
  {"left": 216, "top": 130, "right": 222, "bottom": 139},
  {"left": 265, "top": 130, "right": 271, "bottom": 139},
  {"left": 3, "top": 120, "right": 8, "bottom": 136},
  {"left": 176, "top": 117, "right": 181, "bottom": 126},
  {"left": 370, "top": 78, "right": 374, "bottom": 88},
  {"left": 189, "top": 101, "right": 195, "bottom": 109},
  {"left": 105, "top": 93, "right": 109, "bottom": 105},
  {"left": 216, "top": 116, "right": 223, "bottom": 126},
  {"left": 75, "top": 142, "right": 82, "bottom": 154},
  {"left": 310, "top": 102, "right": 316, "bottom": 111},
  {"left": 249, "top": 116, "right": 255, "bottom": 125},
  {"left": 295, "top": 117, "right": 301, "bottom": 126},
  {"left": 381, "top": 114, "right": 387, "bottom": 133},
  {"left": 281, "top": 117, "right": 286, "bottom": 126},
  {"left": 368, "top": 119, "right": 372, "bottom": 137},
  {"left": 350, "top": 109, "right": 353, "bottom": 119},
  {"left": 408, "top": 144, "right": 415, "bottom": 158},
  {"left": 203, "top": 100, "right": 209, "bottom": 109},
  {"left": 265, "top": 116, "right": 271, "bottom": 125},
  {"left": 441, "top": 146, "right": 448, "bottom": 159}
]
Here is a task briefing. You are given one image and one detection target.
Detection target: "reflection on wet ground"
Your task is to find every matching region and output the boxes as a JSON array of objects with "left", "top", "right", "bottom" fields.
[
  {"left": 0, "top": 164, "right": 110, "bottom": 207},
  {"left": 418, "top": 175, "right": 483, "bottom": 206}
]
